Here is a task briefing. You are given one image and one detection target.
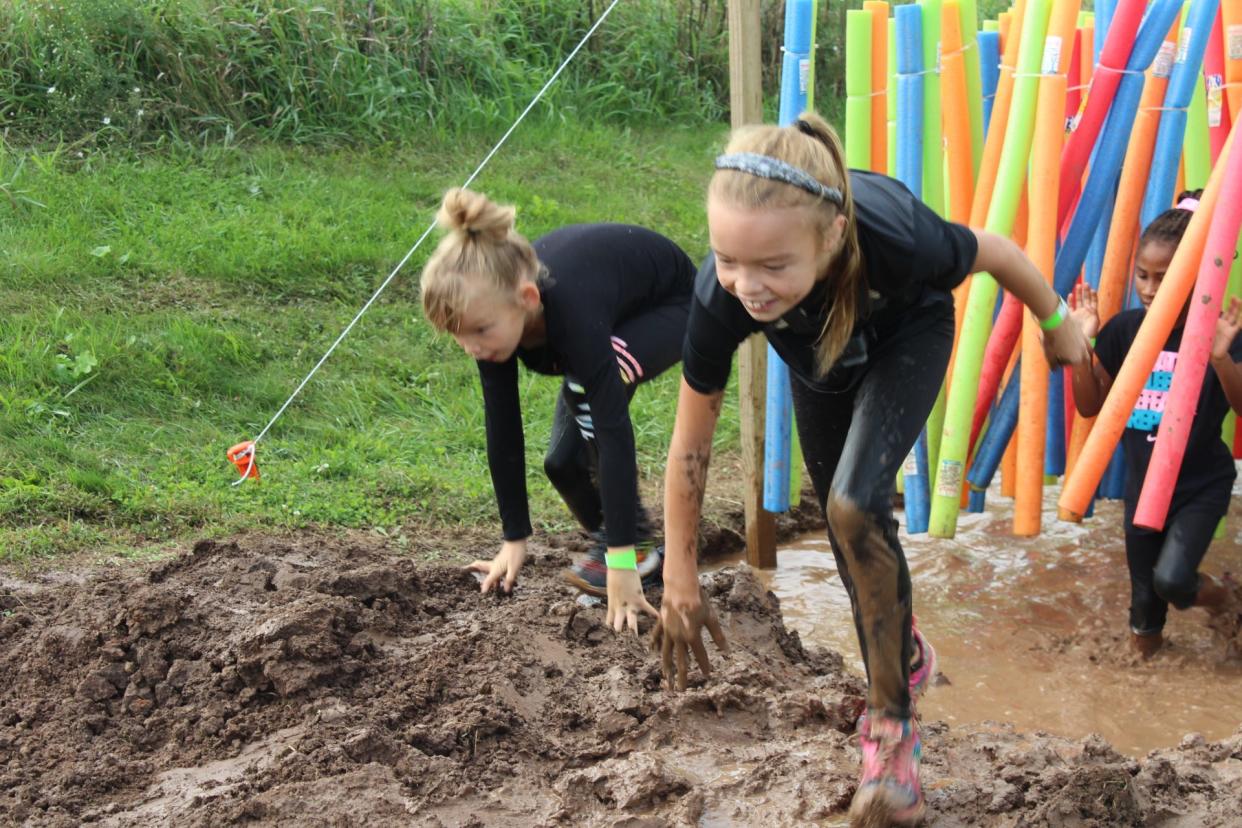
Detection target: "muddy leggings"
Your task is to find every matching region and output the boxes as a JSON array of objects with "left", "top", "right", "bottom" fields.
[
  {"left": 1126, "top": 503, "right": 1223, "bottom": 634},
  {"left": 791, "top": 300, "right": 954, "bottom": 721},
  {"left": 543, "top": 301, "right": 689, "bottom": 538}
]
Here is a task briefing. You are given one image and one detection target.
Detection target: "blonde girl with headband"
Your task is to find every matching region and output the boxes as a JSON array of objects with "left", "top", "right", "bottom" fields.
[
  {"left": 1070, "top": 190, "right": 1242, "bottom": 660},
  {"left": 420, "top": 188, "right": 698, "bottom": 632},
  {"left": 652, "top": 113, "right": 1089, "bottom": 826}
]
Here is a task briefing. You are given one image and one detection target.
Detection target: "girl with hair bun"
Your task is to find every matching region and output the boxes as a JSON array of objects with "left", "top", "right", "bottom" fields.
[
  {"left": 653, "top": 112, "right": 1089, "bottom": 826},
  {"left": 420, "top": 188, "right": 696, "bottom": 632},
  {"left": 1071, "top": 190, "right": 1242, "bottom": 661}
]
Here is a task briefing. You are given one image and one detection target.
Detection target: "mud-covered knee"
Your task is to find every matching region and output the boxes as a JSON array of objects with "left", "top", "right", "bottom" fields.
[
  {"left": 826, "top": 493, "right": 868, "bottom": 548},
  {"left": 1153, "top": 569, "right": 1197, "bottom": 610}
]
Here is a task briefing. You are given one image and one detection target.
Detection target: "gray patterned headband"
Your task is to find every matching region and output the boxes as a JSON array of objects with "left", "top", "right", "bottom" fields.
[{"left": 714, "top": 152, "right": 844, "bottom": 207}]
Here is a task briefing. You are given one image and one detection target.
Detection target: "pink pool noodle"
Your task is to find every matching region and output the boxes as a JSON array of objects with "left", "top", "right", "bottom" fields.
[
  {"left": 1133, "top": 127, "right": 1242, "bottom": 530},
  {"left": 1056, "top": 0, "right": 1146, "bottom": 232}
]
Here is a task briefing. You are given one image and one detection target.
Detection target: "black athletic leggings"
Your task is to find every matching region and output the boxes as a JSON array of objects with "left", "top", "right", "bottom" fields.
[
  {"left": 1125, "top": 502, "right": 1223, "bottom": 634},
  {"left": 544, "top": 301, "right": 688, "bottom": 538},
  {"left": 792, "top": 297, "right": 954, "bottom": 721}
]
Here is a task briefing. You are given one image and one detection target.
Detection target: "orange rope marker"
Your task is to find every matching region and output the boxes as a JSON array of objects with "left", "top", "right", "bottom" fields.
[{"left": 227, "top": 441, "right": 260, "bottom": 482}]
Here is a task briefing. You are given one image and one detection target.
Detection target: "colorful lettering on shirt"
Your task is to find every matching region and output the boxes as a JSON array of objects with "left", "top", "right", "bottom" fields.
[{"left": 1128, "top": 349, "right": 1176, "bottom": 432}]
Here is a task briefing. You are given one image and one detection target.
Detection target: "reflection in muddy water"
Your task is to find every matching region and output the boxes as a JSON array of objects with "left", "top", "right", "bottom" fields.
[{"left": 714, "top": 485, "right": 1242, "bottom": 757}]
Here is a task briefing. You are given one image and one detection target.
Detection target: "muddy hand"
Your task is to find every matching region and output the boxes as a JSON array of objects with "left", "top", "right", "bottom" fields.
[
  {"left": 1041, "top": 306, "right": 1091, "bottom": 368},
  {"left": 466, "top": 539, "right": 527, "bottom": 594},
  {"left": 651, "top": 585, "right": 728, "bottom": 691},
  {"left": 605, "top": 569, "right": 658, "bottom": 635}
]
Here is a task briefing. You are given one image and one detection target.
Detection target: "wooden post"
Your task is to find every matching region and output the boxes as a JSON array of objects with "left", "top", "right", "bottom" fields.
[{"left": 728, "top": 0, "right": 777, "bottom": 568}]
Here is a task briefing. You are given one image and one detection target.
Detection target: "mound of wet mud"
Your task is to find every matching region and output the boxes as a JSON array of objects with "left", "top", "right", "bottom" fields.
[{"left": 2, "top": 534, "right": 1241, "bottom": 826}]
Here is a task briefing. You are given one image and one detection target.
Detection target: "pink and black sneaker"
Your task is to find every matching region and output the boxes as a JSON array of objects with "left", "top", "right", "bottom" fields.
[
  {"left": 908, "top": 617, "right": 937, "bottom": 706},
  {"left": 849, "top": 714, "right": 925, "bottom": 827}
]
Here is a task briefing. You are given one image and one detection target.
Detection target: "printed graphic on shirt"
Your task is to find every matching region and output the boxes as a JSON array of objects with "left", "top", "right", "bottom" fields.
[
  {"left": 567, "top": 339, "right": 647, "bottom": 441},
  {"left": 566, "top": 380, "right": 595, "bottom": 441},
  {"left": 1129, "top": 349, "right": 1176, "bottom": 432}
]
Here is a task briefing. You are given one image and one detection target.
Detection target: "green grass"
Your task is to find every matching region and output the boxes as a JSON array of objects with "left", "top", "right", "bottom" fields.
[
  {"left": 0, "top": 121, "right": 746, "bottom": 560},
  {"left": 0, "top": 0, "right": 733, "bottom": 147}
]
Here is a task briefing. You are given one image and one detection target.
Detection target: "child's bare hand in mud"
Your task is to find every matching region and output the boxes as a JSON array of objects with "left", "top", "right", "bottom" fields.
[
  {"left": 605, "top": 569, "right": 658, "bottom": 635},
  {"left": 467, "top": 539, "right": 527, "bottom": 594},
  {"left": 651, "top": 583, "right": 728, "bottom": 691},
  {"left": 1212, "top": 297, "right": 1242, "bottom": 361},
  {"left": 1069, "top": 283, "right": 1100, "bottom": 341}
]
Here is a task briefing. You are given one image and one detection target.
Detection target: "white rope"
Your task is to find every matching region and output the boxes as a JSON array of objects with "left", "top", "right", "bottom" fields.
[{"left": 233, "top": 0, "right": 624, "bottom": 485}]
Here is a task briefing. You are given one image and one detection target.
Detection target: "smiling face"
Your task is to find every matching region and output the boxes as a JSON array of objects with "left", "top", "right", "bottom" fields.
[
  {"left": 449, "top": 282, "right": 539, "bottom": 363},
  {"left": 1132, "top": 240, "right": 1176, "bottom": 310},
  {"left": 707, "top": 197, "right": 844, "bottom": 322}
]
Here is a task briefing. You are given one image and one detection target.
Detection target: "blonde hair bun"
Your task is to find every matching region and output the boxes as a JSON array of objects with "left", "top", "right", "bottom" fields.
[
  {"left": 421, "top": 187, "right": 540, "bottom": 332},
  {"left": 437, "top": 187, "right": 515, "bottom": 243}
]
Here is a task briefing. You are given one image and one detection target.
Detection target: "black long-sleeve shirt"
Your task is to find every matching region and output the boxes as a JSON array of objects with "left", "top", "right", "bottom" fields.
[{"left": 478, "top": 224, "right": 695, "bottom": 546}]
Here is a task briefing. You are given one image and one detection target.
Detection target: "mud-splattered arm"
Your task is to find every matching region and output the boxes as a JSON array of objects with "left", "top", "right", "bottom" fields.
[
  {"left": 662, "top": 378, "right": 723, "bottom": 591},
  {"left": 655, "top": 378, "right": 727, "bottom": 690}
]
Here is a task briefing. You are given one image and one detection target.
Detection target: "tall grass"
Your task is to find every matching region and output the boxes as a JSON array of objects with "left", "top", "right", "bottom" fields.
[
  {"left": 0, "top": 0, "right": 738, "bottom": 146},
  {"left": 0, "top": 0, "right": 887, "bottom": 149}
]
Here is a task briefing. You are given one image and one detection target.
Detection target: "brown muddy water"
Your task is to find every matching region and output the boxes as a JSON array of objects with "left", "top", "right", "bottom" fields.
[{"left": 713, "top": 485, "right": 1242, "bottom": 757}]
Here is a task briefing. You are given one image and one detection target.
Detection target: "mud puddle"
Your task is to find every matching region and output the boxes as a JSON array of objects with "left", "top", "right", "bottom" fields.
[
  {"left": 3, "top": 530, "right": 1242, "bottom": 826},
  {"left": 714, "top": 487, "right": 1242, "bottom": 757}
]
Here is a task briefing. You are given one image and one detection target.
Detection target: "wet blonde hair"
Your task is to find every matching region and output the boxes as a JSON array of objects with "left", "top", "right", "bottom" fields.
[
  {"left": 708, "top": 111, "right": 861, "bottom": 376},
  {"left": 420, "top": 188, "right": 541, "bottom": 332}
]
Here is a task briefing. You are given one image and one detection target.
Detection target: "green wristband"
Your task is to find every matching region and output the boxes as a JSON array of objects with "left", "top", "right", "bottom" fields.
[
  {"left": 1088, "top": 337, "right": 1096, "bottom": 347},
  {"left": 605, "top": 548, "right": 638, "bottom": 570},
  {"left": 1039, "top": 296, "right": 1069, "bottom": 332}
]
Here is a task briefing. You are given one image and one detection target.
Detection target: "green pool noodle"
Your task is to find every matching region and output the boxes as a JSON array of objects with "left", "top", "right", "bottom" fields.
[
  {"left": 920, "top": 0, "right": 946, "bottom": 217},
  {"left": 918, "top": 0, "right": 949, "bottom": 484},
  {"left": 847, "top": 9, "right": 874, "bottom": 168},
  {"left": 791, "top": 422, "right": 804, "bottom": 506},
  {"left": 929, "top": 0, "right": 1052, "bottom": 537},
  {"left": 926, "top": 381, "right": 948, "bottom": 492},
  {"left": 1184, "top": 55, "right": 1210, "bottom": 190},
  {"left": 959, "top": 0, "right": 985, "bottom": 174}
]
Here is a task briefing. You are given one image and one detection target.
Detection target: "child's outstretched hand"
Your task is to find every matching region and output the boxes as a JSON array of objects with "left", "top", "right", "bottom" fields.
[
  {"left": 1070, "top": 283, "right": 1101, "bottom": 341},
  {"left": 1213, "top": 297, "right": 1242, "bottom": 361},
  {"left": 605, "top": 569, "right": 658, "bottom": 635},
  {"left": 467, "top": 539, "right": 527, "bottom": 594},
  {"left": 651, "top": 584, "right": 728, "bottom": 691}
]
